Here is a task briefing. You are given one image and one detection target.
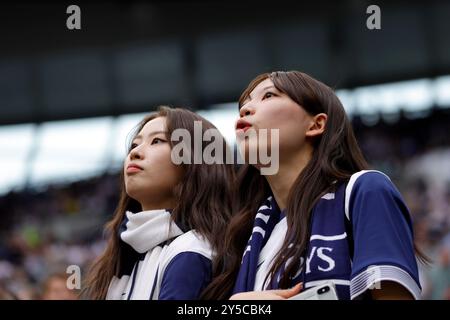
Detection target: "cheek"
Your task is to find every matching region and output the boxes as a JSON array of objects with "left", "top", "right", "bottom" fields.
[
  {"left": 278, "top": 118, "right": 308, "bottom": 151},
  {"left": 156, "top": 158, "right": 183, "bottom": 187},
  {"left": 144, "top": 146, "right": 183, "bottom": 188},
  {"left": 258, "top": 100, "right": 301, "bottom": 130},
  {"left": 258, "top": 102, "right": 309, "bottom": 150}
]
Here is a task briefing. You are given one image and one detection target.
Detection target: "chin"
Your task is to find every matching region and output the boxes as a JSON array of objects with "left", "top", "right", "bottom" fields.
[{"left": 124, "top": 183, "right": 140, "bottom": 200}]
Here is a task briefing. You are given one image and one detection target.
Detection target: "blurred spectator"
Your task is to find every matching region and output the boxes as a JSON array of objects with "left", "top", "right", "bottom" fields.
[
  {"left": 0, "top": 285, "right": 17, "bottom": 300},
  {"left": 425, "top": 245, "right": 450, "bottom": 300},
  {"left": 40, "top": 273, "right": 78, "bottom": 300}
]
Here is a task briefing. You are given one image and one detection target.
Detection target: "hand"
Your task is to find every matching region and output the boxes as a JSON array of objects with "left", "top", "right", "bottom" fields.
[{"left": 229, "top": 283, "right": 303, "bottom": 300}]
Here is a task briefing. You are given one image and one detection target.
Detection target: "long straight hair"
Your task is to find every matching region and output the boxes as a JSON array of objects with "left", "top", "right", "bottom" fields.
[
  {"left": 82, "top": 106, "right": 236, "bottom": 299},
  {"left": 201, "top": 71, "right": 428, "bottom": 299}
]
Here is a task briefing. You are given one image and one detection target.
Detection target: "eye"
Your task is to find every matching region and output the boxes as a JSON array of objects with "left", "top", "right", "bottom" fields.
[
  {"left": 263, "top": 91, "right": 276, "bottom": 99},
  {"left": 151, "top": 137, "right": 165, "bottom": 145},
  {"left": 130, "top": 143, "right": 138, "bottom": 150}
]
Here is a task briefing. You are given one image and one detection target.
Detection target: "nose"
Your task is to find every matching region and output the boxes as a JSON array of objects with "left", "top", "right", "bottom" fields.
[
  {"left": 129, "top": 145, "right": 143, "bottom": 161},
  {"left": 239, "top": 103, "right": 255, "bottom": 118}
]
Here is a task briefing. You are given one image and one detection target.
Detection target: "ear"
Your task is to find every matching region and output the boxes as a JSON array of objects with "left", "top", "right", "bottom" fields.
[{"left": 305, "top": 113, "right": 327, "bottom": 138}]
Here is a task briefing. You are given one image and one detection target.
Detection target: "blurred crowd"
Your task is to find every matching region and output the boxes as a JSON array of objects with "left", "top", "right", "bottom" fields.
[
  {"left": 0, "top": 111, "right": 449, "bottom": 300},
  {"left": 0, "top": 174, "right": 118, "bottom": 299}
]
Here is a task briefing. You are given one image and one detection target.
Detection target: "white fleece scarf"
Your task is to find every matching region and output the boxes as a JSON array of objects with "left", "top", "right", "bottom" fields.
[
  {"left": 106, "top": 209, "right": 185, "bottom": 300},
  {"left": 121, "top": 209, "right": 184, "bottom": 253}
]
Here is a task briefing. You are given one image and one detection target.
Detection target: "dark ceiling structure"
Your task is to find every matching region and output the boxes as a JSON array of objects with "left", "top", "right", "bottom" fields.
[{"left": 0, "top": 0, "right": 449, "bottom": 125}]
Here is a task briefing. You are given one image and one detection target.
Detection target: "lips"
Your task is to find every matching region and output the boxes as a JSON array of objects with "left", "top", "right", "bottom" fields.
[
  {"left": 236, "top": 119, "right": 252, "bottom": 133},
  {"left": 126, "top": 163, "right": 143, "bottom": 173}
]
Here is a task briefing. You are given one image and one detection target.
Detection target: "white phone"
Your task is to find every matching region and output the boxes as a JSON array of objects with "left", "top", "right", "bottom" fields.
[{"left": 288, "top": 281, "right": 339, "bottom": 300}]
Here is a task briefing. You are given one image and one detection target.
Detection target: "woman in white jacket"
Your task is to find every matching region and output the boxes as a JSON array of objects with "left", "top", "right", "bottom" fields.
[{"left": 83, "top": 106, "right": 235, "bottom": 300}]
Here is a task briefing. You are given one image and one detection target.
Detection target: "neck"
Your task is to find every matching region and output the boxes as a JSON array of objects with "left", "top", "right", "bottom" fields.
[
  {"left": 264, "top": 147, "right": 312, "bottom": 210},
  {"left": 140, "top": 197, "right": 176, "bottom": 212}
]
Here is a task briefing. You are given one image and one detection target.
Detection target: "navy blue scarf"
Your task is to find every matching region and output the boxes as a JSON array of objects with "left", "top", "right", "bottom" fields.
[{"left": 233, "top": 196, "right": 286, "bottom": 294}]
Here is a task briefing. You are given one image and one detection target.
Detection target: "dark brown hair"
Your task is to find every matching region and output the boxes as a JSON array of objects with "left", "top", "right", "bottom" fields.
[
  {"left": 201, "top": 71, "right": 428, "bottom": 299},
  {"left": 82, "top": 106, "right": 236, "bottom": 299}
]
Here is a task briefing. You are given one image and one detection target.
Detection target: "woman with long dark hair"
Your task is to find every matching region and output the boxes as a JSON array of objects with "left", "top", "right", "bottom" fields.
[
  {"left": 202, "top": 71, "right": 427, "bottom": 300},
  {"left": 83, "top": 106, "right": 235, "bottom": 299}
]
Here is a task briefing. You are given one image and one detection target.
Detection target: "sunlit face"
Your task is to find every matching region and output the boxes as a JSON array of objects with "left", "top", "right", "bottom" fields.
[
  {"left": 235, "top": 78, "right": 315, "bottom": 163},
  {"left": 124, "top": 117, "right": 184, "bottom": 209}
]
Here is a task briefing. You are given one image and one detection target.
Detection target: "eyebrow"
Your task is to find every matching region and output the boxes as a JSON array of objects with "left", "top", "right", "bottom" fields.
[{"left": 133, "top": 130, "right": 168, "bottom": 141}]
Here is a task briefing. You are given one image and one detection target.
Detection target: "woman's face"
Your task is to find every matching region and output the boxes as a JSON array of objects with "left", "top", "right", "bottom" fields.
[
  {"left": 124, "top": 116, "right": 184, "bottom": 210},
  {"left": 235, "top": 78, "right": 316, "bottom": 163}
]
